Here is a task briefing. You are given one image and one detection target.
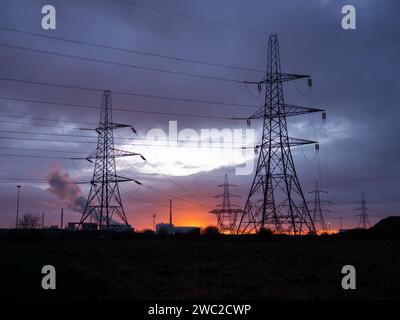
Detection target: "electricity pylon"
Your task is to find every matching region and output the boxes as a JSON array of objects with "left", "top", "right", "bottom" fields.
[
  {"left": 237, "top": 34, "right": 324, "bottom": 235},
  {"left": 210, "top": 174, "right": 242, "bottom": 234},
  {"left": 309, "top": 180, "right": 330, "bottom": 233},
  {"left": 78, "top": 90, "right": 145, "bottom": 230},
  {"left": 357, "top": 192, "right": 370, "bottom": 229}
]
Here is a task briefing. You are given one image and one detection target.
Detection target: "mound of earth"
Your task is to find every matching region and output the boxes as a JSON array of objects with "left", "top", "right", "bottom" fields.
[{"left": 371, "top": 216, "right": 400, "bottom": 232}]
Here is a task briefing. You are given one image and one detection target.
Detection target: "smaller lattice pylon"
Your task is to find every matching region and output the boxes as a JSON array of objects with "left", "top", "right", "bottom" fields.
[
  {"left": 356, "top": 192, "right": 370, "bottom": 229},
  {"left": 210, "top": 174, "right": 242, "bottom": 234},
  {"left": 308, "top": 180, "right": 330, "bottom": 233},
  {"left": 75, "top": 90, "right": 146, "bottom": 230}
]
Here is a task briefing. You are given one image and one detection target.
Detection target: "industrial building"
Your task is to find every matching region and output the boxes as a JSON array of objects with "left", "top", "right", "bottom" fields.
[
  {"left": 66, "top": 222, "right": 133, "bottom": 232},
  {"left": 155, "top": 200, "right": 200, "bottom": 235}
]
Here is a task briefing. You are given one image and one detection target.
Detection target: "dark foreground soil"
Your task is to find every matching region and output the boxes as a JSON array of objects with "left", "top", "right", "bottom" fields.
[{"left": 0, "top": 232, "right": 399, "bottom": 300}]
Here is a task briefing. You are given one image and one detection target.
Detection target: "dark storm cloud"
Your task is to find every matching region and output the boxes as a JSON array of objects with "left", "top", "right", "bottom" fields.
[{"left": 0, "top": 0, "right": 399, "bottom": 229}]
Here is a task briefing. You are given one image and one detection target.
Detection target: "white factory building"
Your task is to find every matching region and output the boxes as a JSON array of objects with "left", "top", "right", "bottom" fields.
[{"left": 155, "top": 200, "right": 200, "bottom": 235}]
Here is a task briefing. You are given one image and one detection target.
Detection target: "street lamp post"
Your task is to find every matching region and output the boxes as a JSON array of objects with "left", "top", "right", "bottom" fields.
[{"left": 16, "top": 185, "right": 21, "bottom": 229}]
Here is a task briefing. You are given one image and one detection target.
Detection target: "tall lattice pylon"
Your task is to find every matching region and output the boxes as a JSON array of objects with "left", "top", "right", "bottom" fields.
[
  {"left": 79, "top": 90, "right": 145, "bottom": 230},
  {"left": 210, "top": 174, "right": 242, "bottom": 234},
  {"left": 237, "top": 34, "right": 324, "bottom": 235},
  {"left": 309, "top": 180, "right": 329, "bottom": 233},
  {"left": 357, "top": 192, "right": 370, "bottom": 229}
]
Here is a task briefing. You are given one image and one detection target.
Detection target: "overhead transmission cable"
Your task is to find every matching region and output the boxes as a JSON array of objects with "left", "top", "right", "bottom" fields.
[
  {"left": 0, "top": 135, "right": 256, "bottom": 150},
  {"left": 0, "top": 146, "right": 86, "bottom": 154},
  {"left": 0, "top": 26, "right": 264, "bottom": 73},
  {"left": 0, "top": 43, "right": 258, "bottom": 84},
  {"left": 111, "top": 0, "right": 268, "bottom": 34},
  {"left": 0, "top": 128, "right": 256, "bottom": 147},
  {"left": 0, "top": 96, "right": 254, "bottom": 120},
  {"left": 0, "top": 75, "right": 261, "bottom": 108}
]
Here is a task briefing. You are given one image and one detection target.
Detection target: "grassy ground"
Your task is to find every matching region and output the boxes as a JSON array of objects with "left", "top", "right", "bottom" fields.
[{"left": 0, "top": 234, "right": 399, "bottom": 299}]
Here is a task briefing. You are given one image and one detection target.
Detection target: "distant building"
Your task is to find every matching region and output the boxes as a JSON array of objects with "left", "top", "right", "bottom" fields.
[
  {"left": 155, "top": 200, "right": 200, "bottom": 235},
  {"left": 66, "top": 222, "right": 133, "bottom": 232},
  {"left": 66, "top": 222, "right": 98, "bottom": 231},
  {"left": 81, "top": 222, "right": 98, "bottom": 231},
  {"left": 155, "top": 224, "right": 199, "bottom": 235},
  {"left": 156, "top": 223, "right": 175, "bottom": 235},
  {"left": 66, "top": 222, "right": 79, "bottom": 230}
]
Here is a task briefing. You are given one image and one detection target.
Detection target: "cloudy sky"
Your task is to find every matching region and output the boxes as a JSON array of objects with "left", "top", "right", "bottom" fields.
[{"left": 0, "top": 0, "right": 399, "bottom": 231}]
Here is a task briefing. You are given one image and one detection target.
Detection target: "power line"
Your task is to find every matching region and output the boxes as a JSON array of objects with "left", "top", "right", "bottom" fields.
[
  {"left": 0, "top": 96, "right": 99, "bottom": 112},
  {"left": 0, "top": 75, "right": 261, "bottom": 108},
  {"left": 116, "top": 189, "right": 210, "bottom": 210},
  {"left": 0, "top": 174, "right": 209, "bottom": 207},
  {"left": 0, "top": 127, "right": 255, "bottom": 146},
  {"left": 0, "top": 136, "right": 95, "bottom": 144},
  {"left": 120, "top": 192, "right": 181, "bottom": 210},
  {"left": 138, "top": 140, "right": 211, "bottom": 209},
  {"left": 0, "top": 146, "right": 86, "bottom": 154},
  {"left": 142, "top": 184, "right": 210, "bottom": 210},
  {"left": 0, "top": 129, "right": 222, "bottom": 208},
  {"left": 0, "top": 43, "right": 256, "bottom": 84},
  {"left": 0, "top": 178, "right": 89, "bottom": 184},
  {"left": 0, "top": 158, "right": 216, "bottom": 209},
  {"left": 0, "top": 113, "right": 94, "bottom": 126},
  {"left": 0, "top": 175, "right": 209, "bottom": 209},
  {"left": 0, "top": 129, "right": 97, "bottom": 139},
  {"left": 1, "top": 173, "right": 212, "bottom": 208},
  {"left": 0, "top": 135, "right": 254, "bottom": 150},
  {"left": 0, "top": 153, "right": 70, "bottom": 160},
  {"left": 0, "top": 119, "right": 82, "bottom": 130},
  {"left": 0, "top": 96, "right": 253, "bottom": 120},
  {"left": 111, "top": 0, "right": 267, "bottom": 34},
  {"left": 0, "top": 26, "right": 264, "bottom": 73}
]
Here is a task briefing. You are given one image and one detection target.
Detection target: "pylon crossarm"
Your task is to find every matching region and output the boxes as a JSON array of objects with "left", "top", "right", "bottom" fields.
[
  {"left": 112, "top": 148, "right": 146, "bottom": 160},
  {"left": 211, "top": 209, "right": 243, "bottom": 214},
  {"left": 244, "top": 73, "right": 310, "bottom": 85},
  {"left": 214, "top": 193, "right": 241, "bottom": 197},
  {"left": 79, "top": 123, "right": 136, "bottom": 131},
  {"left": 216, "top": 203, "right": 241, "bottom": 208},
  {"left": 286, "top": 137, "right": 317, "bottom": 147},
  {"left": 232, "top": 104, "right": 323, "bottom": 123},
  {"left": 255, "top": 137, "right": 316, "bottom": 150},
  {"left": 109, "top": 122, "right": 132, "bottom": 129},
  {"left": 263, "top": 73, "right": 310, "bottom": 84},
  {"left": 309, "top": 190, "right": 329, "bottom": 194},
  {"left": 73, "top": 149, "right": 146, "bottom": 161},
  {"left": 275, "top": 104, "right": 323, "bottom": 117},
  {"left": 113, "top": 175, "right": 141, "bottom": 184}
]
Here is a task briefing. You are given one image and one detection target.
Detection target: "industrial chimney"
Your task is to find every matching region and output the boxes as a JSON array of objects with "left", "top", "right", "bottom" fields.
[{"left": 169, "top": 199, "right": 172, "bottom": 225}]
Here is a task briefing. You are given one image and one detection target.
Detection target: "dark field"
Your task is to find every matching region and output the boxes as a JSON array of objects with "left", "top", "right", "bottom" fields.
[{"left": 0, "top": 232, "right": 399, "bottom": 300}]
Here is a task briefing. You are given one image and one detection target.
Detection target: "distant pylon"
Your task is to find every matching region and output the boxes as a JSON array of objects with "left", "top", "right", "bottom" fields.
[
  {"left": 308, "top": 180, "right": 330, "bottom": 233},
  {"left": 357, "top": 192, "right": 370, "bottom": 229},
  {"left": 210, "top": 174, "right": 242, "bottom": 234},
  {"left": 78, "top": 90, "right": 145, "bottom": 230},
  {"left": 236, "top": 34, "right": 323, "bottom": 235}
]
